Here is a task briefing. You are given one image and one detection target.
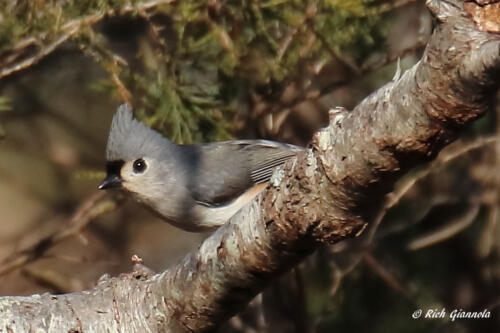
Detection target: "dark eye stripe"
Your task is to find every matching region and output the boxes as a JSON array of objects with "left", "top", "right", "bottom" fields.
[{"left": 106, "top": 160, "right": 125, "bottom": 176}]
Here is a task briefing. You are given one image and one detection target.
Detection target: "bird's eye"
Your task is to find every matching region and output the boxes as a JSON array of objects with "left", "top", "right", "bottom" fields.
[{"left": 133, "top": 158, "right": 147, "bottom": 174}]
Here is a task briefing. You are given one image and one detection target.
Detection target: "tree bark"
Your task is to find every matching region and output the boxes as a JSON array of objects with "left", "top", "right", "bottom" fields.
[{"left": 1, "top": 0, "right": 499, "bottom": 332}]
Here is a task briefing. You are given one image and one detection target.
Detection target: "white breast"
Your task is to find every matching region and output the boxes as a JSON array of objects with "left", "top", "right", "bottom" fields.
[{"left": 192, "top": 183, "right": 267, "bottom": 229}]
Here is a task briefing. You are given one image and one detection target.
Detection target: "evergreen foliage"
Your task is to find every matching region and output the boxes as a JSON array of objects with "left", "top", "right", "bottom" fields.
[{"left": 0, "top": 0, "right": 389, "bottom": 143}]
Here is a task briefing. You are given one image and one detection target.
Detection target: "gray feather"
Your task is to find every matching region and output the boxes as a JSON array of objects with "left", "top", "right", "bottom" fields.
[
  {"left": 185, "top": 140, "right": 304, "bottom": 207},
  {"left": 106, "top": 104, "right": 176, "bottom": 161}
]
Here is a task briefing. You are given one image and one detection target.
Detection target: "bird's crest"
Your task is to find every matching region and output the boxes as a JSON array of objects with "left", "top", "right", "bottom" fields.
[{"left": 106, "top": 104, "right": 169, "bottom": 161}]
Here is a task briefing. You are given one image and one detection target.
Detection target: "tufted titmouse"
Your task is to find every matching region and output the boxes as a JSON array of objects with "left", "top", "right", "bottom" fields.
[{"left": 98, "top": 104, "right": 304, "bottom": 232}]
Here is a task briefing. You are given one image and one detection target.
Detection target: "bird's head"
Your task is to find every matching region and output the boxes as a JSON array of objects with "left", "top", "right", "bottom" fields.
[{"left": 98, "top": 104, "right": 178, "bottom": 199}]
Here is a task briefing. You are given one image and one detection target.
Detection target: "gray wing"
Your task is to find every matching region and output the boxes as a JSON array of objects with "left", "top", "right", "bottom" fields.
[
  {"left": 185, "top": 140, "right": 304, "bottom": 207},
  {"left": 245, "top": 140, "right": 304, "bottom": 184}
]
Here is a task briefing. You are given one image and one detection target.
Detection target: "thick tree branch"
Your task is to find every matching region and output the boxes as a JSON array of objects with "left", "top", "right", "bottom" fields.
[{"left": 0, "top": 0, "right": 499, "bottom": 332}]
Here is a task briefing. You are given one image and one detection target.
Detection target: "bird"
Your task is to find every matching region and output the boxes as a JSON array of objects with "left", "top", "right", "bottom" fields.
[{"left": 98, "top": 104, "right": 304, "bottom": 232}]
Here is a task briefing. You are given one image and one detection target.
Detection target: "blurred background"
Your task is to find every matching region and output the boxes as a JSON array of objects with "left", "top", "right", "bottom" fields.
[{"left": 0, "top": 0, "right": 499, "bottom": 332}]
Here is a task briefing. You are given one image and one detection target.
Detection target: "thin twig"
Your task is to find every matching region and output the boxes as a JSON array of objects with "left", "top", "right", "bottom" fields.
[
  {"left": 363, "top": 253, "right": 412, "bottom": 300},
  {"left": 0, "top": 0, "right": 176, "bottom": 80},
  {"left": 372, "top": 136, "right": 498, "bottom": 240},
  {"left": 367, "top": 0, "right": 419, "bottom": 16},
  {"left": 407, "top": 204, "right": 480, "bottom": 250},
  {"left": 0, "top": 192, "right": 117, "bottom": 277},
  {"left": 478, "top": 102, "right": 500, "bottom": 257},
  {"left": 21, "top": 267, "right": 84, "bottom": 293},
  {"left": 306, "top": 22, "right": 361, "bottom": 75},
  {"left": 261, "top": 39, "right": 428, "bottom": 136},
  {"left": 328, "top": 136, "right": 498, "bottom": 296}
]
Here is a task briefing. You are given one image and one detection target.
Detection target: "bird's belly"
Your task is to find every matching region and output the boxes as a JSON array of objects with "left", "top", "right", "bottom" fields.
[
  {"left": 132, "top": 183, "right": 267, "bottom": 232},
  {"left": 192, "top": 183, "right": 267, "bottom": 230}
]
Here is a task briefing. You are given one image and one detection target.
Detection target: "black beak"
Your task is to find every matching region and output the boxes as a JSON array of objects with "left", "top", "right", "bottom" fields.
[{"left": 98, "top": 174, "right": 123, "bottom": 190}]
